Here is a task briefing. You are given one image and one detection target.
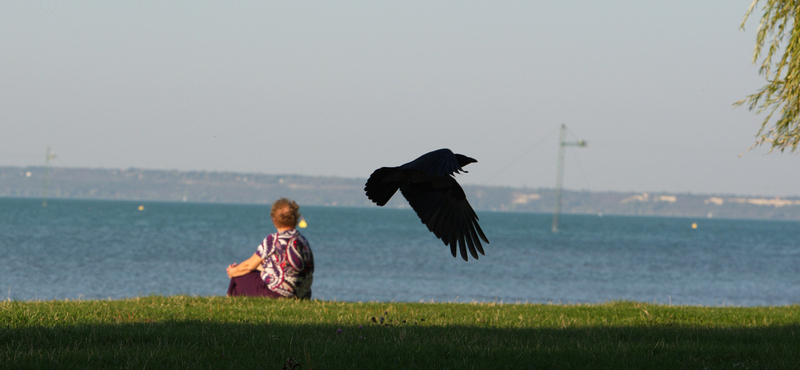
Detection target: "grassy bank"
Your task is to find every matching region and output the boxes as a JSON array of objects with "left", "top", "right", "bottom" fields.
[{"left": 1, "top": 296, "right": 798, "bottom": 369}]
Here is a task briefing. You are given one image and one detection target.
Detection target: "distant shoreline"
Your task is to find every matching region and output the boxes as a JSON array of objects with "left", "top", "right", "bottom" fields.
[{"left": 3, "top": 165, "right": 800, "bottom": 220}]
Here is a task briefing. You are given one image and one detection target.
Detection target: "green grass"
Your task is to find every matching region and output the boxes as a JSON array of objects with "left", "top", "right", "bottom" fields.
[{"left": 1, "top": 296, "right": 799, "bottom": 369}]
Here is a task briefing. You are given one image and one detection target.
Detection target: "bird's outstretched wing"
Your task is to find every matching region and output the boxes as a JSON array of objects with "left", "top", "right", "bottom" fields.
[
  {"left": 364, "top": 148, "right": 489, "bottom": 261},
  {"left": 399, "top": 175, "right": 488, "bottom": 260}
]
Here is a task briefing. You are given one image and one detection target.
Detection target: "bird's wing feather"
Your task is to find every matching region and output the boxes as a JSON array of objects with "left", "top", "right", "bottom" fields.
[{"left": 399, "top": 173, "right": 487, "bottom": 261}]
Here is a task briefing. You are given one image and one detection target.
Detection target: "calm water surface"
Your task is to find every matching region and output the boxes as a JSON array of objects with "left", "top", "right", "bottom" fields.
[{"left": 1, "top": 197, "right": 798, "bottom": 306}]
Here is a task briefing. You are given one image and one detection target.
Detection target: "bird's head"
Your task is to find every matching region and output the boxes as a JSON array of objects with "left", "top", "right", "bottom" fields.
[
  {"left": 455, "top": 154, "right": 477, "bottom": 171},
  {"left": 456, "top": 154, "right": 478, "bottom": 167}
]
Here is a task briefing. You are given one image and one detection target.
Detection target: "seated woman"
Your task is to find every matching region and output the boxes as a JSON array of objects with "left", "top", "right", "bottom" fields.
[{"left": 226, "top": 198, "right": 314, "bottom": 299}]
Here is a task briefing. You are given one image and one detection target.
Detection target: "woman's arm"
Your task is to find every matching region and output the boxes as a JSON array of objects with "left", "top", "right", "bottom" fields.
[{"left": 226, "top": 253, "right": 263, "bottom": 278}]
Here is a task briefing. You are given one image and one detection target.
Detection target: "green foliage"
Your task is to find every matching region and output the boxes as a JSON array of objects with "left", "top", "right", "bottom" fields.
[
  {"left": 738, "top": 0, "right": 800, "bottom": 152},
  {"left": 1, "top": 296, "right": 799, "bottom": 369}
]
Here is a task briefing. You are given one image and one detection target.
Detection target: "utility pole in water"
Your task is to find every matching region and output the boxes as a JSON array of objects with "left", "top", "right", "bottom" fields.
[
  {"left": 552, "top": 124, "right": 586, "bottom": 232},
  {"left": 42, "top": 147, "right": 56, "bottom": 208}
]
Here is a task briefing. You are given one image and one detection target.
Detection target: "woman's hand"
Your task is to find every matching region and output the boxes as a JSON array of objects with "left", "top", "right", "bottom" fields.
[
  {"left": 226, "top": 263, "right": 238, "bottom": 278},
  {"left": 226, "top": 253, "right": 263, "bottom": 278}
]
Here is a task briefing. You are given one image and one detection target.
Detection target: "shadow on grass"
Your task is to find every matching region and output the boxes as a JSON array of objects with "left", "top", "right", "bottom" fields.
[{"left": 2, "top": 320, "right": 799, "bottom": 370}]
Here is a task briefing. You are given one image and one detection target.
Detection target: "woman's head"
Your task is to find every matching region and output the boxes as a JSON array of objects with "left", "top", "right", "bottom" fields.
[{"left": 271, "top": 198, "right": 301, "bottom": 229}]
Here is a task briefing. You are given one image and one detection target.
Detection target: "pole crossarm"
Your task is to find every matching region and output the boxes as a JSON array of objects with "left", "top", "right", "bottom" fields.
[{"left": 562, "top": 140, "right": 587, "bottom": 147}]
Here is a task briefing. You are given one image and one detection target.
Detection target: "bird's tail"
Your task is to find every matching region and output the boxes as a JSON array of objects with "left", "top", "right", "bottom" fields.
[{"left": 364, "top": 167, "right": 401, "bottom": 206}]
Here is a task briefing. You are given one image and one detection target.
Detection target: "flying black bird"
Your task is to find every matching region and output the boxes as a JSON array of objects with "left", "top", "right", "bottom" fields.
[{"left": 364, "top": 148, "right": 489, "bottom": 261}]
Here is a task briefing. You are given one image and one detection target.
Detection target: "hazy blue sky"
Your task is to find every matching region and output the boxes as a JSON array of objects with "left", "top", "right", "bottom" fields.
[{"left": 1, "top": 1, "right": 797, "bottom": 197}]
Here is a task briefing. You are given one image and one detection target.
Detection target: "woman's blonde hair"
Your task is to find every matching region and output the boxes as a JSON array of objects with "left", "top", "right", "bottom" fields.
[{"left": 271, "top": 198, "right": 301, "bottom": 228}]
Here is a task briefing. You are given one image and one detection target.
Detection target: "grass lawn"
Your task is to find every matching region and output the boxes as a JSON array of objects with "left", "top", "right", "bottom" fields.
[{"left": 1, "top": 296, "right": 799, "bottom": 369}]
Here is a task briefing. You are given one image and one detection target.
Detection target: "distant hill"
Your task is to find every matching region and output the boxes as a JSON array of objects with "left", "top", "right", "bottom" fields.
[{"left": 2, "top": 166, "right": 800, "bottom": 220}]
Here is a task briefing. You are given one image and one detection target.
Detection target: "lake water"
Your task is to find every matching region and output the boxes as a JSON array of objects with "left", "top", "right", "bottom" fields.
[{"left": 1, "top": 197, "right": 798, "bottom": 306}]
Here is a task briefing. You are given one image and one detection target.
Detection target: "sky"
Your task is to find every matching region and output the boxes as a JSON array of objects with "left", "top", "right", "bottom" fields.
[{"left": 1, "top": 1, "right": 798, "bottom": 198}]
